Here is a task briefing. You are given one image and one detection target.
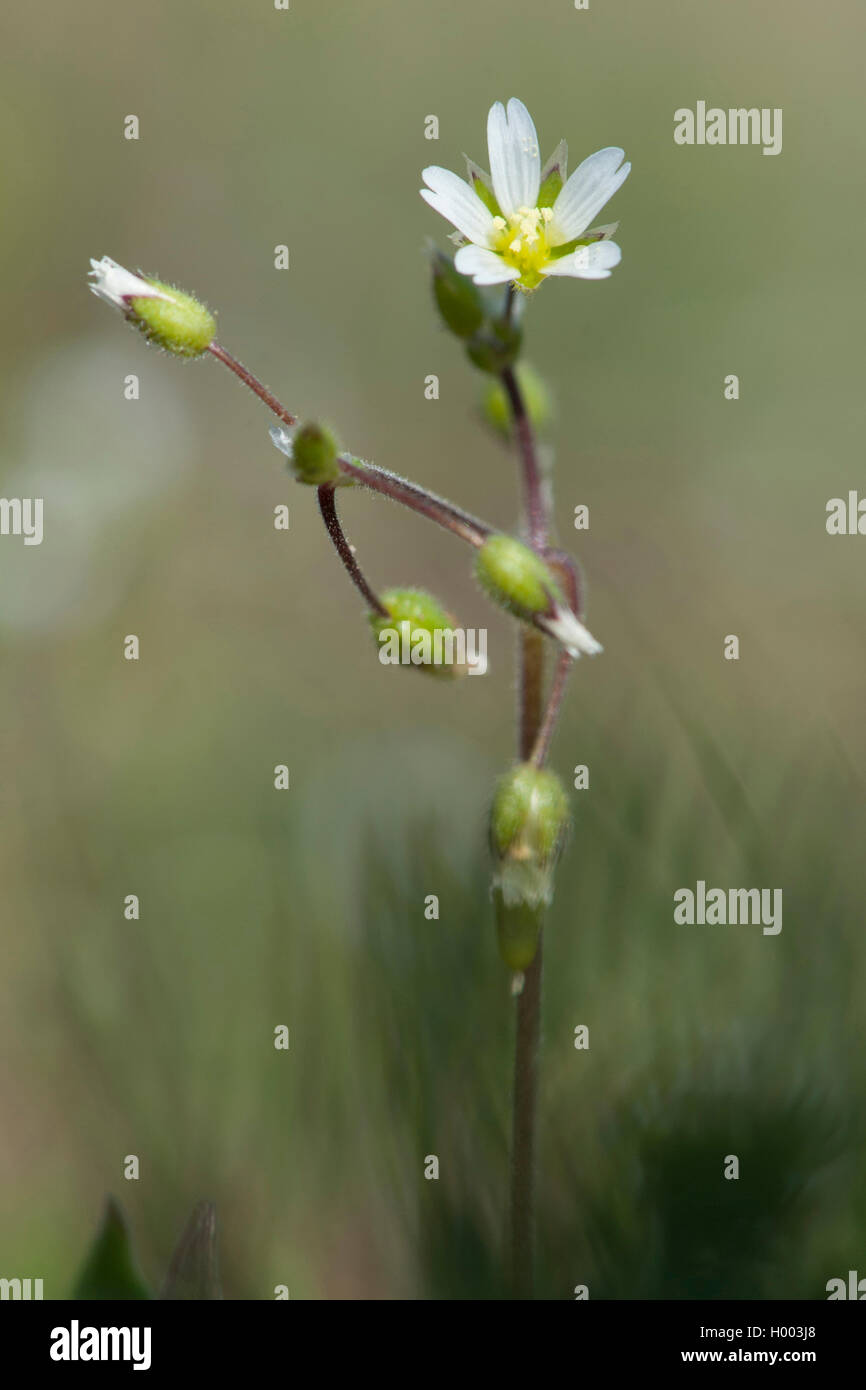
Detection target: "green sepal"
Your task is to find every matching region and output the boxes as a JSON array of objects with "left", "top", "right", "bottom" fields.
[
  {"left": 537, "top": 139, "right": 568, "bottom": 208},
  {"left": 547, "top": 236, "right": 594, "bottom": 261},
  {"left": 494, "top": 890, "right": 543, "bottom": 971},
  {"left": 463, "top": 156, "right": 502, "bottom": 216},
  {"left": 548, "top": 222, "right": 620, "bottom": 261}
]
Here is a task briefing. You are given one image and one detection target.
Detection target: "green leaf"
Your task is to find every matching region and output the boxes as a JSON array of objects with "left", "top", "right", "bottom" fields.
[{"left": 72, "top": 1197, "right": 152, "bottom": 1300}]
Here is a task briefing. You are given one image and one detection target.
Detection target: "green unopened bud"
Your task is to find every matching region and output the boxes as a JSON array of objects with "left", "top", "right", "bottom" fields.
[
  {"left": 431, "top": 249, "right": 484, "bottom": 339},
  {"left": 490, "top": 763, "right": 569, "bottom": 970},
  {"left": 287, "top": 422, "right": 340, "bottom": 485},
  {"left": 476, "top": 533, "right": 562, "bottom": 622},
  {"left": 88, "top": 256, "right": 215, "bottom": 358},
  {"left": 369, "top": 587, "right": 466, "bottom": 677},
  {"left": 481, "top": 363, "right": 552, "bottom": 439},
  {"left": 475, "top": 534, "right": 603, "bottom": 660}
]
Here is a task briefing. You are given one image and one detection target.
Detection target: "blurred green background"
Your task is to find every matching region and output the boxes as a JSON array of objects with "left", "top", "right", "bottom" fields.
[{"left": 1, "top": 0, "right": 864, "bottom": 1299}]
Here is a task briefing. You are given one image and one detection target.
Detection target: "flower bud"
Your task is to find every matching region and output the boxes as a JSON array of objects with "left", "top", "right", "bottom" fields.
[
  {"left": 490, "top": 763, "right": 569, "bottom": 970},
  {"left": 270, "top": 421, "right": 340, "bottom": 485},
  {"left": 369, "top": 587, "right": 466, "bottom": 677},
  {"left": 475, "top": 534, "right": 603, "bottom": 660},
  {"left": 431, "top": 249, "right": 484, "bottom": 339},
  {"left": 481, "top": 363, "right": 552, "bottom": 439},
  {"left": 464, "top": 315, "right": 522, "bottom": 374},
  {"left": 88, "top": 256, "right": 215, "bottom": 358}
]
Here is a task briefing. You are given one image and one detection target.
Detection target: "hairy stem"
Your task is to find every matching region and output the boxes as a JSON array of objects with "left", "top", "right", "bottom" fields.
[
  {"left": 504, "top": 329, "right": 552, "bottom": 1299},
  {"left": 337, "top": 456, "right": 491, "bottom": 548},
  {"left": 207, "top": 340, "right": 494, "bottom": 548},
  {"left": 317, "top": 484, "right": 388, "bottom": 616},
  {"left": 530, "top": 550, "right": 581, "bottom": 768},
  {"left": 511, "top": 936, "right": 543, "bottom": 1300},
  {"left": 512, "top": 623, "right": 545, "bottom": 1298},
  {"left": 208, "top": 342, "right": 298, "bottom": 427},
  {"left": 500, "top": 316, "right": 546, "bottom": 551},
  {"left": 530, "top": 650, "right": 572, "bottom": 769}
]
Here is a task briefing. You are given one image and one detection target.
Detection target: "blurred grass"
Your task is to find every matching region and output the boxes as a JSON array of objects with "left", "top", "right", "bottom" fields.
[{"left": 1, "top": 0, "right": 865, "bottom": 1298}]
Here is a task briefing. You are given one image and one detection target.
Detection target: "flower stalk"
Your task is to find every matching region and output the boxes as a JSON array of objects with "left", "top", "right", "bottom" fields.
[{"left": 317, "top": 484, "right": 388, "bottom": 617}]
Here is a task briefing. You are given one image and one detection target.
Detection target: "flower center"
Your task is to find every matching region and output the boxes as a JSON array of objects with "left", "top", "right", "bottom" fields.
[{"left": 492, "top": 205, "right": 554, "bottom": 289}]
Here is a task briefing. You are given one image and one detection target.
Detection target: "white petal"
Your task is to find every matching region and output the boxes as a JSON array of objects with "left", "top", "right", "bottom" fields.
[
  {"left": 269, "top": 425, "right": 294, "bottom": 458},
  {"left": 549, "top": 148, "right": 630, "bottom": 243},
  {"left": 421, "top": 167, "right": 496, "bottom": 246},
  {"left": 88, "top": 255, "right": 167, "bottom": 309},
  {"left": 454, "top": 244, "right": 517, "bottom": 285},
  {"left": 543, "top": 607, "right": 603, "bottom": 658},
  {"left": 542, "top": 240, "right": 622, "bottom": 280},
  {"left": 486, "top": 98, "right": 541, "bottom": 219}
]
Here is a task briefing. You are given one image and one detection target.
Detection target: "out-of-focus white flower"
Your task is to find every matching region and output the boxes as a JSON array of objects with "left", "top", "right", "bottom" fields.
[{"left": 421, "top": 99, "right": 629, "bottom": 290}]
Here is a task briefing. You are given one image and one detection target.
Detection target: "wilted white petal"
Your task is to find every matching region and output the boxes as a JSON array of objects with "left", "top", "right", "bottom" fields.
[
  {"left": 269, "top": 425, "right": 294, "bottom": 458},
  {"left": 454, "top": 244, "right": 518, "bottom": 285},
  {"left": 542, "top": 607, "right": 603, "bottom": 658},
  {"left": 421, "top": 167, "right": 497, "bottom": 245},
  {"left": 487, "top": 98, "right": 541, "bottom": 218},
  {"left": 88, "top": 256, "right": 168, "bottom": 310},
  {"left": 542, "top": 240, "right": 622, "bottom": 280},
  {"left": 549, "top": 148, "right": 630, "bottom": 243}
]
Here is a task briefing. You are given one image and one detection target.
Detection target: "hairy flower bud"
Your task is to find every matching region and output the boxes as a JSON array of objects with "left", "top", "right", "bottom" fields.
[
  {"left": 88, "top": 257, "right": 216, "bottom": 358},
  {"left": 475, "top": 534, "right": 602, "bottom": 659},
  {"left": 490, "top": 763, "right": 569, "bottom": 969},
  {"left": 369, "top": 587, "right": 466, "bottom": 677},
  {"left": 270, "top": 421, "right": 340, "bottom": 485},
  {"left": 431, "top": 249, "right": 485, "bottom": 339}
]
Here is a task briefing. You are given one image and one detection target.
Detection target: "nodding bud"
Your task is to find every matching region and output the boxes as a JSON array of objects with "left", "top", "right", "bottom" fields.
[
  {"left": 431, "top": 249, "right": 484, "bottom": 340},
  {"left": 489, "top": 763, "right": 570, "bottom": 970},
  {"left": 481, "top": 363, "right": 552, "bottom": 440},
  {"left": 271, "top": 421, "right": 340, "bottom": 485},
  {"left": 474, "top": 534, "right": 603, "bottom": 660},
  {"left": 88, "top": 257, "right": 216, "bottom": 358},
  {"left": 369, "top": 587, "right": 466, "bottom": 677}
]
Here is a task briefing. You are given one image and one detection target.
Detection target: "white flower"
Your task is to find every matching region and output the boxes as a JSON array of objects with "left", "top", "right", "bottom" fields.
[
  {"left": 421, "top": 99, "right": 630, "bottom": 290},
  {"left": 541, "top": 608, "right": 603, "bottom": 660},
  {"left": 88, "top": 256, "right": 171, "bottom": 310}
]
